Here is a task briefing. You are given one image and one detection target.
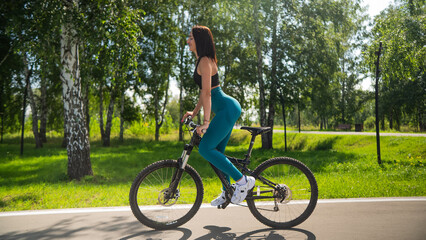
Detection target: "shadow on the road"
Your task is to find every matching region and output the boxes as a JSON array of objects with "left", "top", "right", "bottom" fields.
[
  {"left": 1, "top": 214, "right": 314, "bottom": 240},
  {"left": 120, "top": 225, "right": 315, "bottom": 240},
  {"left": 193, "top": 226, "right": 236, "bottom": 239},
  {"left": 0, "top": 216, "right": 91, "bottom": 240},
  {"left": 119, "top": 227, "right": 192, "bottom": 240},
  {"left": 193, "top": 225, "right": 315, "bottom": 240},
  {"left": 235, "top": 227, "right": 316, "bottom": 240}
]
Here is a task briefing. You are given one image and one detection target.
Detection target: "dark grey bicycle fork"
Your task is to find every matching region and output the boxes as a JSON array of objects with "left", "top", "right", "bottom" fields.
[{"left": 167, "top": 143, "right": 194, "bottom": 199}]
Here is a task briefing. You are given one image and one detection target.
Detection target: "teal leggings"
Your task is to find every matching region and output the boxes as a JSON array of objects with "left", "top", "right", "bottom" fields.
[{"left": 198, "top": 87, "right": 243, "bottom": 186}]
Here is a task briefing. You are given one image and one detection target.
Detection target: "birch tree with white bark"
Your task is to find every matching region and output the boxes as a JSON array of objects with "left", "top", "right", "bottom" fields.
[{"left": 60, "top": 0, "right": 92, "bottom": 180}]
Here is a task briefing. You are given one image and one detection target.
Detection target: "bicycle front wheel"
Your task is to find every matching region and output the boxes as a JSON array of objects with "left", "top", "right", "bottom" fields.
[
  {"left": 129, "top": 160, "right": 204, "bottom": 230},
  {"left": 247, "top": 157, "right": 318, "bottom": 229}
]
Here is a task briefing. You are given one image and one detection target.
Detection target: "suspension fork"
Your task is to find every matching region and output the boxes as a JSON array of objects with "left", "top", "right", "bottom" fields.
[{"left": 167, "top": 144, "right": 194, "bottom": 197}]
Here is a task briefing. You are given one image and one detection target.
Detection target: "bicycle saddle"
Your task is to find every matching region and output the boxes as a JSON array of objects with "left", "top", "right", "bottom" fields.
[{"left": 240, "top": 126, "right": 272, "bottom": 136}]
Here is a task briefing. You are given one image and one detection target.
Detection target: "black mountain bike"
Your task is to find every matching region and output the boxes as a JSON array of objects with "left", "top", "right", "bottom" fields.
[{"left": 129, "top": 117, "right": 318, "bottom": 230}]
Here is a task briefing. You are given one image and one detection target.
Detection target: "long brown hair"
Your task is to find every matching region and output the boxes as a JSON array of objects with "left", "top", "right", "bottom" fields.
[{"left": 192, "top": 25, "right": 217, "bottom": 64}]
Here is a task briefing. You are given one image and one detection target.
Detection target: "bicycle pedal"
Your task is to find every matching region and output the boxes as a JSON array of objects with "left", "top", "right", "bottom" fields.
[{"left": 219, "top": 202, "right": 230, "bottom": 209}]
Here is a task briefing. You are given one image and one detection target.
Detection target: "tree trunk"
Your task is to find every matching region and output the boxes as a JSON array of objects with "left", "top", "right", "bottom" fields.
[
  {"left": 155, "top": 74, "right": 170, "bottom": 141},
  {"left": 0, "top": 104, "right": 3, "bottom": 143},
  {"left": 179, "top": 75, "right": 184, "bottom": 141},
  {"left": 21, "top": 66, "right": 31, "bottom": 155},
  {"left": 0, "top": 71, "right": 3, "bottom": 143},
  {"left": 24, "top": 56, "right": 42, "bottom": 148},
  {"left": 104, "top": 83, "right": 116, "bottom": 147},
  {"left": 154, "top": 87, "right": 159, "bottom": 141},
  {"left": 119, "top": 85, "right": 125, "bottom": 143},
  {"left": 265, "top": 2, "right": 279, "bottom": 149},
  {"left": 421, "top": 111, "right": 425, "bottom": 131},
  {"left": 281, "top": 97, "right": 287, "bottom": 152},
  {"left": 253, "top": 0, "right": 267, "bottom": 145},
  {"left": 178, "top": 8, "right": 185, "bottom": 142},
  {"left": 341, "top": 58, "right": 346, "bottom": 124},
  {"left": 0, "top": 113, "right": 3, "bottom": 143},
  {"left": 419, "top": 108, "right": 425, "bottom": 131},
  {"left": 265, "top": 103, "right": 275, "bottom": 149},
  {"left": 61, "top": 119, "right": 68, "bottom": 148},
  {"left": 60, "top": 0, "right": 92, "bottom": 180},
  {"left": 298, "top": 100, "right": 301, "bottom": 133},
  {"left": 99, "top": 81, "right": 105, "bottom": 142},
  {"left": 396, "top": 110, "right": 401, "bottom": 131},
  {"left": 39, "top": 65, "right": 47, "bottom": 143},
  {"left": 27, "top": 80, "right": 43, "bottom": 148},
  {"left": 84, "top": 78, "right": 90, "bottom": 137},
  {"left": 381, "top": 116, "right": 385, "bottom": 130}
]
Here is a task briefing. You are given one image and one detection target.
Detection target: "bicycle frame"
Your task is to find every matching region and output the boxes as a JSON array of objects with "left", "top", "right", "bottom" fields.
[{"left": 167, "top": 118, "right": 283, "bottom": 207}]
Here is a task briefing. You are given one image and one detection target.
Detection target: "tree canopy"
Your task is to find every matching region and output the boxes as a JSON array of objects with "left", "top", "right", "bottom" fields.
[{"left": 0, "top": 0, "right": 424, "bottom": 178}]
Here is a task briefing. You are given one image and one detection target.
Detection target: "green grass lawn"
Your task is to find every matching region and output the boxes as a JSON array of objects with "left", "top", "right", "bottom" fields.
[{"left": 0, "top": 130, "right": 425, "bottom": 211}]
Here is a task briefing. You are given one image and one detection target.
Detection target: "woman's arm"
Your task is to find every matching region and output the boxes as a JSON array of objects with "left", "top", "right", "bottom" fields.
[
  {"left": 181, "top": 57, "right": 212, "bottom": 124},
  {"left": 192, "top": 95, "right": 203, "bottom": 116},
  {"left": 198, "top": 57, "right": 212, "bottom": 123},
  {"left": 181, "top": 57, "right": 213, "bottom": 135},
  {"left": 181, "top": 97, "right": 202, "bottom": 122}
]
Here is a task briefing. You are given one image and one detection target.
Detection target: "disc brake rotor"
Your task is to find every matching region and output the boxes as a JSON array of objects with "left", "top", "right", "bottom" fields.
[
  {"left": 158, "top": 188, "right": 180, "bottom": 206},
  {"left": 274, "top": 184, "right": 292, "bottom": 204}
]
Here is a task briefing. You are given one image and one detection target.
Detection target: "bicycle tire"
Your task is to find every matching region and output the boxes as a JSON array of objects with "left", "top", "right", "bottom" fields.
[
  {"left": 246, "top": 157, "right": 318, "bottom": 229},
  {"left": 129, "top": 160, "right": 204, "bottom": 230}
]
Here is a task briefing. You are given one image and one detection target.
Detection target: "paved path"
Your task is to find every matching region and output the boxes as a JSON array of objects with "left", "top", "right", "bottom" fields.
[
  {"left": 274, "top": 130, "right": 426, "bottom": 137},
  {"left": 1, "top": 197, "right": 425, "bottom": 240}
]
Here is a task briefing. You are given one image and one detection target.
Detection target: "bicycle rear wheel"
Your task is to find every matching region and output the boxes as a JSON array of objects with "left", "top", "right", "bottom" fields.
[
  {"left": 129, "top": 160, "right": 204, "bottom": 230},
  {"left": 247, "top": 157, "right": 318, "bottom": 229}
]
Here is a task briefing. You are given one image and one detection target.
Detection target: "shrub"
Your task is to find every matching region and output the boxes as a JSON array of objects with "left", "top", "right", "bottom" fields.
[
  {"left": 228, "top": 130, "right": 251, "bottom": 146},
  {"left": 364, "top": 116, "right": 376, "bottom": 130}
]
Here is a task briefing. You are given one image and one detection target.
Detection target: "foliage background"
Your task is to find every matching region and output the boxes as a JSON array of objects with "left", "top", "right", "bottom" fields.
[{"left": 0, "top": 0, "right": 424, "bottom": 145}]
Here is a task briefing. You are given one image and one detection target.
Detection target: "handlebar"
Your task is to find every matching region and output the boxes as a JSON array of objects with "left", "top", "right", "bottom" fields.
[
  {"left": 184, "top": 116, "right": 206, "bottom": 133},
  {"left": 184, "top": 116, "right": 197, "bottom": 129}
]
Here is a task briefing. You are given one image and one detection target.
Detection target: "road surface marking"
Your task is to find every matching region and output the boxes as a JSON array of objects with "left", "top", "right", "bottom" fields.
[{"left": 1, "top": 197, "right": 425, "bottom": 217}]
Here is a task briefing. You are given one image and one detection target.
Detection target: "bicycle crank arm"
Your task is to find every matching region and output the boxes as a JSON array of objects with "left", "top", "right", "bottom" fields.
[
  {"left": 218, "top": 201, "right": 231, "bottom": 209},
  {"left": 253, "top": 206, "right": 281, "bottom": 212}
]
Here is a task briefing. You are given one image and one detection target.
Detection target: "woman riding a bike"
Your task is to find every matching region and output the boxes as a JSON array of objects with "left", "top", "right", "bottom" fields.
[{"left": 182, "top": 25, "right": 255, "bottom": 206}]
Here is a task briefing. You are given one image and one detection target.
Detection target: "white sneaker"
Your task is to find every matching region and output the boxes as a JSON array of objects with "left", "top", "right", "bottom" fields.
[
  {"left": 231, "top": 176, "right": 255, "bottom": 204},
  {"left": 211, "top": 190, "right": 227, "bottom": 206}
]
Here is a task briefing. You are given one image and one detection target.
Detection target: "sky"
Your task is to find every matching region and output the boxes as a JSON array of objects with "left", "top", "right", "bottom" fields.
[
  {"left": 364, "top": 0, "right": 394, "bottom": 17},
  {"left": 169, "top": 0, "right": 395, "bottom": 97}
]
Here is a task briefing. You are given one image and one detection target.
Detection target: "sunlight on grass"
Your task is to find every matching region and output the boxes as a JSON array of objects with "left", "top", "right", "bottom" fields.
[{"left": 0, "top": 132, "right": 425, "bottom": 211}]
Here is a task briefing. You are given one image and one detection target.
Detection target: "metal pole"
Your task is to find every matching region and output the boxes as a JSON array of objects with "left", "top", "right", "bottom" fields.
[
  {"left": 298, "top": 100, "right": 301, "bottom": 133},
  {"left": 374, "top": 42, "right": 383, "bottom": 165}
]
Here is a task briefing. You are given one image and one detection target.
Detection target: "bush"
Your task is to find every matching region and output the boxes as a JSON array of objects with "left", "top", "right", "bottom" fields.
[
  {"left": 228, "top": 130, "right": 251, "bottom": 146},
  {"left": 364, "top": 116, "right": 393, "bottom": 131},
  {"left": 364, "top": 116, "right": 376, "bottom": 130},
  {"left": 126, "top": 119, "right": 155, "bottom": 136}
]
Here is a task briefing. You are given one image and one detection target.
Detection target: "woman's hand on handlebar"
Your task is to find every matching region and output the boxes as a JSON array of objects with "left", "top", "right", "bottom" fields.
[
  {"left": 196, "top": 122, "right": 209, "bottom": 135},
  {"left": 181, "top": 111, "right": 194, "bottom": 123}
]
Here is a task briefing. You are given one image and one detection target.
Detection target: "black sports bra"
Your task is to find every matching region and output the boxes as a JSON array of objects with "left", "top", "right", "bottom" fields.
[{"left": 193, "top": 58, "right": 219, "bottom": 89}]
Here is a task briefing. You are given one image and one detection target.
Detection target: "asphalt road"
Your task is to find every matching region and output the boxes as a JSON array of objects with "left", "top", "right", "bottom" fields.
[{"left": 1, "top": 197, "right": 425, "bottom": 240}]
